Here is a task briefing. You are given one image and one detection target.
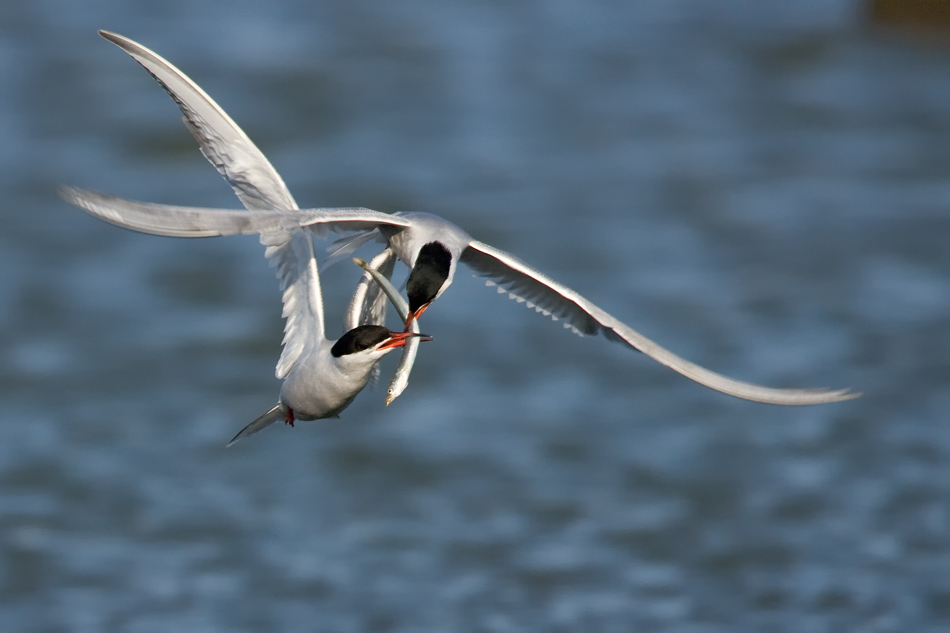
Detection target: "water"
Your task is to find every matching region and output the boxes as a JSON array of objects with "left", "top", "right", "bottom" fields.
[{"left": 1, "top": 1, "right": 949, "bottom": 630}]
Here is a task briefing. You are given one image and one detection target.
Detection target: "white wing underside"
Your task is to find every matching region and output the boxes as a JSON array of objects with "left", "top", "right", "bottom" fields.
[
  {"left": 100, "top": 31, "right": 310, "bottom": 378},
  {"left": 99, "top": 30, "right": 297, "bottom": 212},
  {"left": 61, "top": 188, "right": 410, "bottom": 239},
  {"left": 265, "top": 229, "right": 324, "bottom": 379},
  {"left": 460, "top": 241, "right": 858, "bottom": 405}
]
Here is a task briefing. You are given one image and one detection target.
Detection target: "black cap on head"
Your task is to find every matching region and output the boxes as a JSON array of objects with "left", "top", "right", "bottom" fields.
[
  {"left": 406, "top": 241, "right": 452, "bottom": 313},
  {"left": 331, "top": 325, "right": 392, "bottom": 357}
]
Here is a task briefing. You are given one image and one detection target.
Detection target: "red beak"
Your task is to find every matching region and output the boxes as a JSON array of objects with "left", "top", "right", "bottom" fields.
[
  {"left": 403, "top": 303, "right": 430, "bottom": 332},
  {"left": 378, "top": 331, "right": 434, "bottom": 351}
]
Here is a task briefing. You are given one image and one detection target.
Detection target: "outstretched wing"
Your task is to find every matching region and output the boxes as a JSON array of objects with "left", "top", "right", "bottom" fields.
[
  {"left": 61, "top": 187, "right": 410, "bottom": 238},
  {"left": 99, "top": 30, "right": 296, "bottom": 212},
  {"left": 264, "top": 228, "right": 326, "bottom": 378},
  {"left": 63, "top": 188, "right": 412, "bottom": 378},
  {"left": 96, "top": 31, "right": 402, "bottom": 378},
  {"left": 460, "top": 240, "right": 858, "bottom": 405}
]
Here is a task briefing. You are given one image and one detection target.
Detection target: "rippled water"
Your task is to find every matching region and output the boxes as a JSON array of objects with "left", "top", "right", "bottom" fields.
[{"left": 2, "top": 1, "right": 950, "bottom": 630}]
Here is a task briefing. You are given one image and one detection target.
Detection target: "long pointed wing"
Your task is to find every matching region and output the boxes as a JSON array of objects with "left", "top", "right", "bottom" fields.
[
  {"left": 99, "top": 30, "right": 296, "bottom": 211},
  {"left": 61, "top": 187, "right": 411, "bottom": 378},
  {"left": 91, "top": 33, "right": 393, "bottom": 380},
  {"left": 264, "top": 228, "right": 326, "bottom": 378},
  {"left": 61, "top": 187, "right": 411, "bottom": 238},
  {"left": 460, "top": 240, "right": 858, "bottom": 405}
]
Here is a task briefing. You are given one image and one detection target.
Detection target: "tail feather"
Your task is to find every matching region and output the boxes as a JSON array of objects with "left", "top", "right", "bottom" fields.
[{"left": 226, "top": 403, "right": 287, "bottom": 447}]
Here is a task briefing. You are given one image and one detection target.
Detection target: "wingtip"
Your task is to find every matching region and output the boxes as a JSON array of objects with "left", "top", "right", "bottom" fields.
[
  {"left": 57, "top": 184, "right": 78, "bottom": 202},
  {"left": 58, "top": 183, "right": 93, "bottom": 203},
  {"left": 98, "top": 30, "right": 144, "bottom": 57},
  {"left": 98, "top": 29, "right": 121, "bottom": 43},
  {"left": 760, "top": 387, "right": 862, "bottom": 406},
  {"left": 833, "top": 389, "right": 863, "bottom": 402},
  {"left": 815, "top": 387, "right": 862, "bottom": 404},
  {"left": 58, "top": 185, "right": 101, "bottom": 216}
]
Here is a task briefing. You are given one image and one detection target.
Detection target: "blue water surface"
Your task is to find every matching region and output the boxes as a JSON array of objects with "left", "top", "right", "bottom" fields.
[{"left": 1, "top": 1, "right": 948, "bottom": 631}]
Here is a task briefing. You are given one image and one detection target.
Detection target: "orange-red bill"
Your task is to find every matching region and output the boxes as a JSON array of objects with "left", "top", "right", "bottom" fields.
[
  {"left": 378, "top": 331, "right": 433, "bottom": 351},
  {"left": 403, "top": 303, "right": 430, "bottom": 332}
]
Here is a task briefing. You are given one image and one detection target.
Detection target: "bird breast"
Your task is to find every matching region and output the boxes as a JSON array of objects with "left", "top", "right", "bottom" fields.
[{"left": 278, "top": 352, "right": 371, "bottom": 421}]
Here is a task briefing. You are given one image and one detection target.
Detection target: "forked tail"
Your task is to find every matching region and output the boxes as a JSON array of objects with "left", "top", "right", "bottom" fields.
[{"left": 226, "top": 403, "right": 288, "bottom": 447}]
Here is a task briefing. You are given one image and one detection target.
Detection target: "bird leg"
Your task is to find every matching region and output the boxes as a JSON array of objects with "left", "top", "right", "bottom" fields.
[{"left": 284, "top": 407, "right": 295, "bottom": 427}]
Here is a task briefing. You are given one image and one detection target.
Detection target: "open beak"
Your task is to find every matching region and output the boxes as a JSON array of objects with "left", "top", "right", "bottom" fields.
[
  {"left": 403, "top": 303, "right": 431, "bottom": 332},
  {"left": 378, "top": 331, "right": 434, "bottom": 351}
]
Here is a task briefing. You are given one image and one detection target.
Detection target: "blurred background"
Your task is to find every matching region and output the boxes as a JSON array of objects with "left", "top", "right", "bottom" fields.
[{"left": 1, "top": 0, "right": 949, "bottom": 630}]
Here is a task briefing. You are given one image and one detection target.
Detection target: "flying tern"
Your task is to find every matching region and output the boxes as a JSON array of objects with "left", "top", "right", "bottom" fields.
[
  {"left": 65, "top": 31, "right": 858, "bottom": 407},
  {"left": 234, "top": 230, "right": 433, "bottom": 446}
]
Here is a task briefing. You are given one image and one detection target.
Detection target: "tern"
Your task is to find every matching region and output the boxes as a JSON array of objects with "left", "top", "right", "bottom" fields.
[
  {"left": 64, "top": 31, "right": 858, "bottom": 407},
  {"left": 225, "top": 243, "right": 431, "bottom": 447}
]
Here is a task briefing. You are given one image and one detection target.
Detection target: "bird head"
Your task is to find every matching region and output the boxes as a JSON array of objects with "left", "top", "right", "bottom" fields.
[
  {"left": 406, "top": 241, "right": 453, "bottom": 327},
  {"left": 331, "top": 325, "right": 432, "bottom": 361}
]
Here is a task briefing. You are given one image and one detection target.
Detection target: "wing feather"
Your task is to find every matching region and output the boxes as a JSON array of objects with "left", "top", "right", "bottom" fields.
[
  {"left": 263, "top": 229, "right": 325, "bottom": 379},
  {"left": 460, "top": 240, "right": 858, "bottom": 405},
  {"left": 97, "top": 31, "right": 338, "bottom": 378},
  {"left": 61, "top": 187, "right": 411, "bottom": 238},
  {"left": 99, "top": 30, "right": 296, "bottom": 212},
  {"left": 62, "top": 187, "right": 414, "bottom": 378}
]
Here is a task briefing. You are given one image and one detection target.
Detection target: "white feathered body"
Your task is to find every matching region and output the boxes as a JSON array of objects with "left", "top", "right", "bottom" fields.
[{"left": 279, "top": 345, "right": 389, "bottom": 421}]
